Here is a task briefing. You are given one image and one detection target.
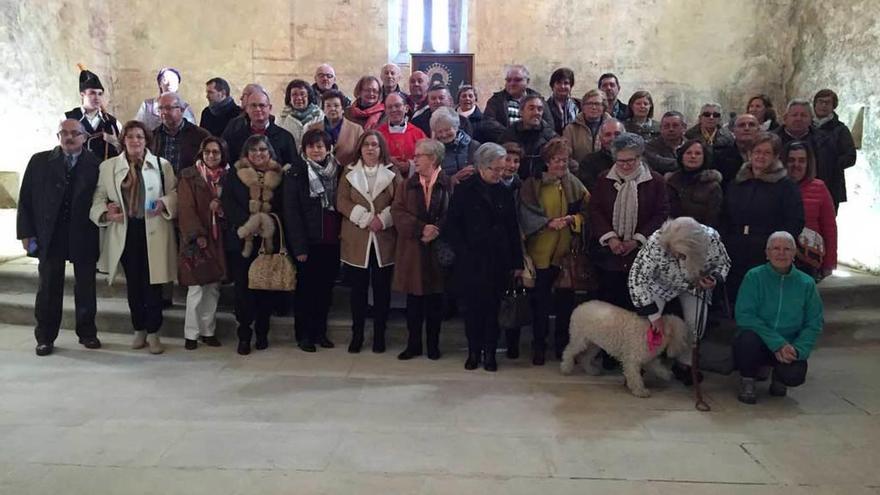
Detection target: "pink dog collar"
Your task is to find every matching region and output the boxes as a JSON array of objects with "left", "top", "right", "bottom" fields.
[{"left": 646, "top": 324, "right": 663, "bottom": 353}]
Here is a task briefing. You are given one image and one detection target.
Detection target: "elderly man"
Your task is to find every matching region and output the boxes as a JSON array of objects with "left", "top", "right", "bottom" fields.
[
  {"left": 312, "top": 63, "right": 352, "bottom": 108},
  {"left": 380, "top": 63, "right": 407, "bottom": 100},
  {"left": 64, "top": 68, "right": 121, "bottom": 160},
  {"left": 17, "top": 119, "right": 102, "bottom": 356},
  {"left": 150, "top": 92, "right": 211, "bottom": 173},
  {"left": 377, "top": 92, "right": 426, "bottom": 177},
  {"left": 310, "top": 89, "right": 363, "bottom": 166},
  {"left": 199, "top": 77, "right": 241, "bottom": 137},
  {"left": 776, "top": 99, "right": 851, "bottom": 211},
  {"left": 222, "top": 83, "right": 268, "bottom": 137},
  {"left": 734, "top": 231, "right": 823, "bottom": 404},
  {"left": 644, "top": 111, "right": 687, "bottom": 174},
  {"left": 222, "top": 88, "right": 296, "bottom": 165},
  {"left": 576, "top": 118, "right": 625, "bottom": 191},
  {"left": 482, "top": 65, "right": 554, "bottom": 142},
  {"left": 498, "top": 95, "right": 557, "bottom": 179},
  {"left": 685, "top": 103, "right": 735, "bottom": 150},
  {"left": 408, "top": 71, "right": 430, "bottom": 120},
  {"left": 713, "top": 113, "right": 760, "bottom": 185},
  {"left": 411, "top": 84, "right": 473, "bottom": 137},
  {"left": 598, "top": 73, "right": 631, "bottom": 121}
]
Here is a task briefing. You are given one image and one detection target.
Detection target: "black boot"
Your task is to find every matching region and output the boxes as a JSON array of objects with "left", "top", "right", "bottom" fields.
[
  {"left": 464, "top": 351, "right": 481, "bottom": 370},
  {"left": 532, "top": 348, "right": 546, "bottom": 366},
  {"left": 348, "top": 327, "right": 364, "bottom": 353},
  {"left": 426, "top": 327, "right": 441, "bottom": 360},
  {"left": 372, "top": 326, "right": 386, "bottom": 353},
  {"left": 505, "top": 328, "right": 520, "bottom": 359},
  {"left": 483, "top": 350, "right": 498, "bottom": 372}
]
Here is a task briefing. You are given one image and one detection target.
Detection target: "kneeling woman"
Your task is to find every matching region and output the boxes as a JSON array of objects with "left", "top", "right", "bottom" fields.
[
  {"left": 90, "top": 120, "right": 177, "bottom": 354},
  {"left": 391, "top": 138, "right": 453, "bottom": 360},
  {"left": 222, "top": 135, "right": 288, "bottom": 355},
  {"left": 519, "top": 137, "right": 589, "bottom": 365},
  {"left": 337, "top": 130, "right": 401, "bottom": 353},
  {"left": 628, "top": 217, "right": 731, "bottom": 381}
]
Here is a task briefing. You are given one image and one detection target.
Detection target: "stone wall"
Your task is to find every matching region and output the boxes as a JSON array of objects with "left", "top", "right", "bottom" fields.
[{"left": 788, "top": 0, "right": 880, "bottom": 272}]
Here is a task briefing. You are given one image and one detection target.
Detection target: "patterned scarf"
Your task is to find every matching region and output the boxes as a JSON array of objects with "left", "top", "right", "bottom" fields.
[
  {"left": 282, "top": 103, "right": 323, "bottom": 125},
  {"left": 121, "top": 157, "right": 144, "bottom": 218},
  {"left": 304, "top": 154, "right": 340, "bottom": 210},
  {"left": 350, "top": 101, "right": 386, "bottom": 130},
  {"left": 196, "top": 160, "right": 227, "bottom": 196},
  {"left": 606, "top": 163, "right": 652, "bottom": 241}
]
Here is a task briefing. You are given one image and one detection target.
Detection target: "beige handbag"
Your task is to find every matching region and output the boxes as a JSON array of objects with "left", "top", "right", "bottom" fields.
[
  {"left": 248, "top": 213, "right": 296, "bottom": 291},
  {"left": 521, "top": 252, "right": 536, "bottom": 288}
]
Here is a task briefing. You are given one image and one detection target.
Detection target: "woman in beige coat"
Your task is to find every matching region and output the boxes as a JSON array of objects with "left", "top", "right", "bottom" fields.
[
  {"left": 337, "top": 130, "right": 400, "bottom": 354},
  {"left": 90, "top": 120, "right": 177, "bottom": 354}
]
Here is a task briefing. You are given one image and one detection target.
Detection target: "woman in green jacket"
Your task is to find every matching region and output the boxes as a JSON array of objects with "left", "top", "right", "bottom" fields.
[{"left": 733, "top": 231, "right": 823, "bottom": 404}]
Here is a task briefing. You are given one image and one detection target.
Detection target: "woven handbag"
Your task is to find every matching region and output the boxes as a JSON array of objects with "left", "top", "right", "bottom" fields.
[{"left": 248, "top": 213, "right": 296, "bottom": 291}]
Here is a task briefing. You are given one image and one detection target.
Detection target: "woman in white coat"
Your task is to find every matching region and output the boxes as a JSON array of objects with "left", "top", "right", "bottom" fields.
[{"left": 90, "top": 120, "right": 178, "bottom": 354}]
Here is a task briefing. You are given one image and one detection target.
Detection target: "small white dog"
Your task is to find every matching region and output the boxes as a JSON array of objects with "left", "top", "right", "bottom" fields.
[{"left": 561, "top": 300, "right": 690, "bottom": 397}]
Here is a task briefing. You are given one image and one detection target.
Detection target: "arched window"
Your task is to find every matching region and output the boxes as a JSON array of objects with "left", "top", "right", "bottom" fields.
[{"left": 388, "top": 0, "right": 468, "bottom": 63}]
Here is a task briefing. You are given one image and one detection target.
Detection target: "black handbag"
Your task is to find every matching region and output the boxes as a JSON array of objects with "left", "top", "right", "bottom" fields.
[{"left": 498, "top": 284, "right": 533, "bottom": 330}]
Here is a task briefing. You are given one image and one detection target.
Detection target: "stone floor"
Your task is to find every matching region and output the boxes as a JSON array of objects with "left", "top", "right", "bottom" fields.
[{"left": 1, "top": 324, "right": 879, "bottom": 495}]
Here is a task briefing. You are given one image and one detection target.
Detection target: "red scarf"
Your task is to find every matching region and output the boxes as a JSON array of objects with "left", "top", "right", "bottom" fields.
[
  {"left": 350, "top": 101, "right": 385, "bottom": 130},
  {"left": 196, "top": 161, "right": 228, "bottom": 240}
]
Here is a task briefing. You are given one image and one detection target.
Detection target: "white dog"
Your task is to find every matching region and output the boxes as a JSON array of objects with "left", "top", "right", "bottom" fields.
[{"left": 561, "top": 300, "right": 690, "bottom": 397}]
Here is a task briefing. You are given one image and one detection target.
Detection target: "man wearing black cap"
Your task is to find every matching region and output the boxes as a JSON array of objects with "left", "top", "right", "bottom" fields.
[{"left": 64, "top": 68, "right": 122, "bottom": 160}]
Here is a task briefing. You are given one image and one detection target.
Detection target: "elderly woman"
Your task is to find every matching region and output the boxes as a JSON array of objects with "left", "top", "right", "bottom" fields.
[
  {"left": 734, "top": 232, "right": 823, "bottom": 404},
  {"left": 563, "top": 89, "right": 609, "bottom": 164},
  {"left": 722, "top": 132, "right": 804, "bottom": 303},
  {"left": 665, "top": 139, "right": 723, "bottom": 229},
  {"left": 430, "top": 106, "right": 480, "bottom": 183},
  {"left": 134, "top": 67, "right": 196, "bottom": 130},
  {"left": 782, "top": 141, "right": 837, "bottom": 280},
  {"left": 90, "top": 120, "right": 177, "bottom": 354},
  {"left": 520, "top": 137, "right": 589, "bottom": 365},
  {"left": 311, "top": 90, "right": 364, "bottom": 167},
  {"left": 547, "top": 67, "right": 580, "bottom": 135},
  {"left": 343, "top": 76, "right": 385, "bottom": 130},
  {"left": 589, "top": 133, "right": 669, "bottom": 310},
  {"left": 284, "top": 129, "right": 343, "bottom": 352},
  {"left": 456, "top": 85, "right": 483, "bottom": 129},
  {"left": 337, "top": 130, "right": 401, "bottom": 353},
  {"left": 746, "top": 94, "right": 779, "bottom": 131},
  {"left": 685, "top": 103, "right": 735, "bottom": 149},
  {"left": 624, "top": 91, "right": 661, "bottom": 140},
  {"left": 222, "top": 134, "right": 288, "bottom": 355},
  {"left": 177, "top": 136, "right": 229, "bottom": 350},
  {"left": 629, "top": 217, "right": 731, "bottom": 382},
  {"left": 278, "top": 79, "right": 325, "bottom": 148},
  {"left": 390, "top": 139, "right": 453, "bottom": 360},
  {"left": 446, "top": 143, "right": 523, "bottom": 371}
]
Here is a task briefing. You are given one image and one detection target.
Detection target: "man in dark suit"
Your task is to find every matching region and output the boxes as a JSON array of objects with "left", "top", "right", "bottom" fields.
[
  {"left": 17, "top": 119, "right": 102, "bottom": 356},
  {"left": 222, "top": 89, "right": 296, "bottom": 165}
]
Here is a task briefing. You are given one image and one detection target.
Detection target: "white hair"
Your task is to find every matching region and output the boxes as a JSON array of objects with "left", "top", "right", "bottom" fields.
[
  {"left": 766, "top": 231, "right": 796, "bottom": 249},
  {"left": 158, "top": 91, "right": 182, "bottom": 106},
  {"left": 658, "top": 217, "right": 710, "bottom": 282},
  {"left": 430, "top": 106, "right": 460, "bottom": 131},
  {"left": 786, "top": 98, "right": 815, "bottom": 119},
  {"left": 505, "top": 64, "right": 530, "bottom": 80},
  {"left": 474, "top": 142, "right": 506, "bottom": 170}
]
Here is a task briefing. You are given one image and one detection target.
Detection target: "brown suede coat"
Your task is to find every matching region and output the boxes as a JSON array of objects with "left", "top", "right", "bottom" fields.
[
  {"left": 336, "top": 162, "right": 401, "bottom": 268},
  {"left": 177, "top": 164, "right": 227, "bottom": 286}
]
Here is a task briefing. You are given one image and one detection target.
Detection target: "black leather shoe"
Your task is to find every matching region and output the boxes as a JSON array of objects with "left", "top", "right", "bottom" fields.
[
  {"left": 483, "top": 353, "right": 498, "bottom": 372},
  {"left": 35, "top": 343, "right": 53, "bottom": 356},
  {"left": 532, "top": 350, "right": 546, "bottom": 366},
  {"left": 237, "top": 341, "right": 251, "bottom": 355},
  {"left": 769, "top": 379, "right": 788, "bottom": 397},
  {"left": 200, "top": 336, "right": 221, "bottom": 347},
  {"left": 318, "top": 336, "right": 335, "bottom": 349},
  {"left": 184, "top": 339, "right": 198, "bottom": 350},
  {"left": 299, "top": 341, "right": 317, "bottom": 353},
  {"left": 464, "top": 352, "right": 481, "bottom": 370},
  {"left": 426, "top": 348, "right": 441, "bottom": 360},
  {"left": 78, "top": 337, "right": 101, "bottom": 349},
  {"left": 397, "top": 348, "right": 422, "bottom": 360},
  {"left": 254, "top": 337, "right": 268, "bottom": 350},
  {"left": 348, "top": 332, "right": 364, "bottom": 353},
  {"left": 372, "top": 333, "right": 386, "bottom": 353},
  {"left": 507, "top": 346, "right": 519, "bottom": 359}
]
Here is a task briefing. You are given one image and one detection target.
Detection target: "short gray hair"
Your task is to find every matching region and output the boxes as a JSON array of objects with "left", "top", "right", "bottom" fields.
[
  {"left": 610, "top": 132, "right": 645, "bottom": 159},
  {"left": 415, "top": 138, "right": 445, "bottom": 166},
  {"left": 474, "top": 142, "right": 506, "bottom": 170},
  {"left": 505, "top": 64, "right": 530, "bottom": 81},
  {"left": 786, "top": 98, "right": 815, "bottom": 119},
  {"left": 701, "top": 102, "right": 722, "bottom": 113},
  {"left": 158, "top": 91, "right": 183, "bottom": 107},
  {"left": 58, "top": 118, "right": 87, "bottom": 135},
  {"left": 430, "top": 106, "right": 460, "bottom": 131},
  {"left": 766, "top": 231, "right": 796, "bottom": 249}
]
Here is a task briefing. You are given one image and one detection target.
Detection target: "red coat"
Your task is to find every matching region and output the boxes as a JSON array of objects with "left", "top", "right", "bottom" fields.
[
  {"left": 377, "top": 122, "right": 427, "bottom": 164},
  {"left": 800, "top": 178, "right": 837, "bottom": 271}
]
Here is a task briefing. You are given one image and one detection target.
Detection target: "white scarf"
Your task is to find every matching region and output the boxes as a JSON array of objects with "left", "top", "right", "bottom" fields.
[{"left": 606, "top": 163, "right": 652, "bottom": 241}]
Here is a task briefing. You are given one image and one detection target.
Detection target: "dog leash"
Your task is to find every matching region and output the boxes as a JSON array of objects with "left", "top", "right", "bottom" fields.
[{"left": 692, "top": 288, "right": 711, "bottom": 412}]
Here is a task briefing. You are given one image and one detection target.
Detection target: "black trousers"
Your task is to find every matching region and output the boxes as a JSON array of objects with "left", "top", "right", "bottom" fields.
[
  {"left": 120, "top": 219, "right": 164, "bottom": 333},
  {"left": 596, "top": 268, "right": 634, "bottom": 310},
  {"left": 405, "top": 293, "right": 443, "bottom": 352},
  {"left": 294, "top": 243, "right": 340, "bottom": 343},
  {"left": 464, "top": 289, "right": 501, "bottom": 355},
  {"left": 532, "top": 266, "right": 574, "bottom": 354},
  {"left": 34, "top": 256, "right": 97, "bottom": 345},
  {"left": 228, "top": 248, "right": 277, "bottom": 342},
  {"left": 347, "top": 246, "right": 393, "bottom": 333},
  {"left": 733, "top": 330, "right": 808, "bottom": 387}
]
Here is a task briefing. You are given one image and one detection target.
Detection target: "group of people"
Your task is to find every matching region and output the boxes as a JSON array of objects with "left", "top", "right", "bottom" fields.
[{"left": 17, "top": 61, "right": 848, "bottom": 405}]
